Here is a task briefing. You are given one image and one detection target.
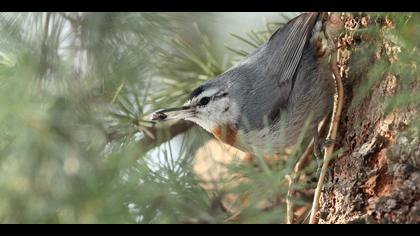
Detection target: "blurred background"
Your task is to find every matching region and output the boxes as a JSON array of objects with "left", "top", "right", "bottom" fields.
[
  {"left": 1, "top": 12, "right": 417, "bottom": 224},
  {"left": 0, "top": 12, "right": 300, "bottom": 223}
]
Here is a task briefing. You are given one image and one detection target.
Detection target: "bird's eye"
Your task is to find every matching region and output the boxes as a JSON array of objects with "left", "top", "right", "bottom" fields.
[{"left": 198, "top": 97, "right": 210, "bottom": 106}]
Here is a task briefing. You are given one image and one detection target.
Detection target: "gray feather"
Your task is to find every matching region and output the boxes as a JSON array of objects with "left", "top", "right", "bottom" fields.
[{"left": 266, "top": 13, "right": 320, "bottom": 105}]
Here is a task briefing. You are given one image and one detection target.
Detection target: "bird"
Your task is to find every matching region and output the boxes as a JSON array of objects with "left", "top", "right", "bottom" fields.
[{"left": 152, "top": 12, "right": 334, "bottom": 160}]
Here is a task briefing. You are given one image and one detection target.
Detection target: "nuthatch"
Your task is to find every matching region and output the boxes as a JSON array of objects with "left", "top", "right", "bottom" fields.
[{"left": 152, "top": 12, "right": 333, "bottom": 158}]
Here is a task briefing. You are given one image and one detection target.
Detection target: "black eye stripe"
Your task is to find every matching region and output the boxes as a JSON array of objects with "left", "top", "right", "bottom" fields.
[
  {"left": 194, "top": 92, "right": 228, "bottom": 107},
  {"left": 189, "top": 85, "right": 206, "bottom": 100},
  {"left": 213, "top": 92, "right": 228, "bottom": 100}
]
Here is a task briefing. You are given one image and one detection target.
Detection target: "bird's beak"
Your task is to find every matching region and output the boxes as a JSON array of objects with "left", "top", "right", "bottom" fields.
[{"left": 151, "top": 105, "right": 195, "bottom": 121}]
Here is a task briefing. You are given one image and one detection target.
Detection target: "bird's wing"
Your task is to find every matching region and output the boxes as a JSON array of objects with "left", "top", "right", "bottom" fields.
[{"left": 265, "top": 12, "right": 320, "bottom": 101}]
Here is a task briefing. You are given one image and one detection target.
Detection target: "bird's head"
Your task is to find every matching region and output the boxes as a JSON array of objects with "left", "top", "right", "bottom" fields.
[{"left": 152, "top": 81, "right": 239, "bottom": 133}]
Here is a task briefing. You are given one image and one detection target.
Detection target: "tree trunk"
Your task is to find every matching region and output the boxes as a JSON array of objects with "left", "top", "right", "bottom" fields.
[
  {"left": 319, "top": 76, "right": 419, "bottom": 224},
  {"left": 318, "top": 14, "right": 419, "bottom": 224}
]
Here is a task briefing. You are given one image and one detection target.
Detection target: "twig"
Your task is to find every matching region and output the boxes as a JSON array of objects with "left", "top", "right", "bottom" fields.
[
  {"left": 286, "top": 140, "right": 314, "bottom": 224},
  {"left": 309, "top": 31, "right": 344, "bottom": 224},
  {"left": 286, "top": 115, "right": 330, "bottom": 224},
  {"left": 103, "top": 120, "right": 194, "bottom": 157},
  {"left": 137, "top": 120, "right": 194, "bottom": 155}
]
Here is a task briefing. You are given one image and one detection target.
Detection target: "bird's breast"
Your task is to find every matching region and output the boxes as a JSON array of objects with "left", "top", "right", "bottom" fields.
[
  {"left": 211, "top": 124, "right": 238, "bottom": 147},
  {"left": 237, "top": 126, "right": 293, "bottom": 156}
]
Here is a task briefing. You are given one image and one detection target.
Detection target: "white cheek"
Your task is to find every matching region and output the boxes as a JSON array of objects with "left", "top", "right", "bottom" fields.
[
  {"left": 220, "top": 100, "right": 239, "bottom": 125},
  {"left": 189, "top": 99, "right": 239, "bottom": 133},
  {"left": 190, "top": 105, "right": 222, "bottom": 133}
]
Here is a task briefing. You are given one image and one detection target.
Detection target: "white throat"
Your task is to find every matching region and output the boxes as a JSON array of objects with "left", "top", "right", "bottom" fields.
[{"left": 187, "top": 100, "right": 239, "bottom": 133}]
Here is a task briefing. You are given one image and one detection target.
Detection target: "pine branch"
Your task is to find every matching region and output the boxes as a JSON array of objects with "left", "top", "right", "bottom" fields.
[{"left": 137, "top": 120, "right": 194, "bottom": 154}]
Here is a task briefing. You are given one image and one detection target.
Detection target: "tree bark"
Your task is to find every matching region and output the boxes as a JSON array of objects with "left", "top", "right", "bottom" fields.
[
  {"left": 319, "top": 76, "right": 419, "bottom": 224},
  {"left": 317, "top": 14, "right": 419, "bottom": 224}
]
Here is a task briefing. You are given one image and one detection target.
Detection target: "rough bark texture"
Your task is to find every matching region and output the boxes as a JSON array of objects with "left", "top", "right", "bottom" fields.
[
  {"left": 318, "top": 13, "right": 419, "bottom": 223},
  {"left": 318, "top": 73, "right": 419, "bottom": 224}
]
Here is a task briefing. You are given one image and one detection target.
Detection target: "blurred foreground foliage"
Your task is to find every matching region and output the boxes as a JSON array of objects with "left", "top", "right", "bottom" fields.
[
  {"left": 0, "top": 12, "right": 418, "bottom": 223},
  {"left": 0, "top": 12, "right": 211, "bottom": 223}
]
